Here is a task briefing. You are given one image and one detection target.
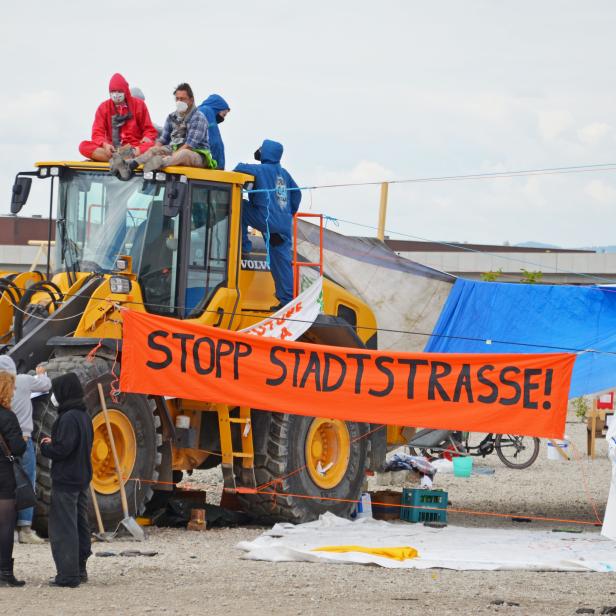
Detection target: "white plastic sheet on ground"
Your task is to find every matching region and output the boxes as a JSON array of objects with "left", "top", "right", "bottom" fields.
[{"left": 237, "top": 512, "right": 616, "bottom": 571}]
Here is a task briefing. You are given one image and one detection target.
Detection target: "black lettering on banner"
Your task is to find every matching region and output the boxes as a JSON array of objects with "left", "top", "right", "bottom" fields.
[
  {"left": 233, "top": 342, "right": 253, "bottom": 380},
  {"left": 499, "top": 366, "right": 522, "bottom": 405},
  {"left": 266, "top": 346, "right": 287, "bottom": 386},
  {"left": 523, "top": 368, "right": 542, "bottom": 410},
  {"left": 193, "top": 336, "right": 215, "bottom": 375},
  {"left": 453, "top": 363, "right": 474, "bottom": 403},
  {"left": 215, "top": 339, "right": 234, "bottom": 378},
  {"left": 477, "top": 364, "right": 498, "bottom": 403},
  {"left": 287, "top": 348, "right": 305, "bottom": 387},
  {"left": 428, "top": 361, "right": 452, "bottom": 401},
  {"left": 146, "top": 330, "right": 172, "bottom": 370},
  {"left": 322, "top": 353, "right": 347, "bottom": 392},
  {"left": 347, "top": 353, "right": 371, "bottom": 394},
  {"left": 368, "top": 356, "right": 395, "bottom": 397},
  {"left": 299, "top": 351, "right": 322, "bottom": 391},
  {"left": 397, "top": 358, "right": 429, "bottom": 399},
  {"left": 172, "top": 333, "right": 195, "bottom": 373}
]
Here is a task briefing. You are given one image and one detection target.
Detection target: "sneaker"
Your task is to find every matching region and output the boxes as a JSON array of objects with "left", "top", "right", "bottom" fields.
[
  {"left": 143, "top": 155, "right": 164, "bottom": 173},
  {"left": 109, "top": 153, "right": 132, "bottom": 181},
  {"left": 18, "top": 527, "right": 45, "bottom": 545}
]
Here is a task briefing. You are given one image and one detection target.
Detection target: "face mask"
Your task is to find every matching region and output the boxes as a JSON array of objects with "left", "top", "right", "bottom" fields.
[
  {"left": 176, "top": 100, "right": 188, "bottom": 114},
  {"left": 216, "top": 113, "right": 225, "bottom": 124},
  {"left": 254, "top": 148, "right": 261, "bottom": 161},
  {"left": 50, "top": 392, "right": 58, "bottom": 407},
  {"left": 110, "top": 91, "right": 125, "bottom": 104}
]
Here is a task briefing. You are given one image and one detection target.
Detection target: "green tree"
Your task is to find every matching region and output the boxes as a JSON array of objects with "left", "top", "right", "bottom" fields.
[
  {"left": 520, "top": 269, "right": 543, "bottom": 284},
  {"left": 480, "top": 268, "right": 503, "bottom": 282}
]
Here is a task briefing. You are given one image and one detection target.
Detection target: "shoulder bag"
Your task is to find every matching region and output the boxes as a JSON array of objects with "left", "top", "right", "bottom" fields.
[{"left": 0, "top": 433, "right": 37, "bottom": 511}]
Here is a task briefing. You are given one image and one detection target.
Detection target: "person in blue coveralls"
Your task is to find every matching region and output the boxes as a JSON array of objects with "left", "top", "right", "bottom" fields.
[
  {"left": 197, "top": 94, "right": 230, "bottom": 169},
  {"left": 234, "top": 139, "right": 301, "bottom": 309}
]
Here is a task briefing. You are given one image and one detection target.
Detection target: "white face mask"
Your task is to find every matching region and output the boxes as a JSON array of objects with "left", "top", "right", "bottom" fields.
[
  {"left": 50, "top": 392, "right": 58, "bottom": 407},
  {"left": 110, "top": 91, "right": 125, "bottom": 104},
  {"left": 176, "top": 100, "right": 188, "bottom": 114}
]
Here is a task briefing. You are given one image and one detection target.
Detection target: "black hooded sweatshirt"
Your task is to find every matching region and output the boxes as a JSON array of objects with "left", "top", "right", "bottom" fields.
[{"left": 40, "top": 373, "right": 94, "bottom": 492}]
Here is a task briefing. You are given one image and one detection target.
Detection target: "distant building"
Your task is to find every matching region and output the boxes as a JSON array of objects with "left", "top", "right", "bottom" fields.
[
  {"left": 0, "top": 215, "right": 55, "bottom": 273},
  {"left": 384, "top": 239, "right": 615, "bottom": 285}
]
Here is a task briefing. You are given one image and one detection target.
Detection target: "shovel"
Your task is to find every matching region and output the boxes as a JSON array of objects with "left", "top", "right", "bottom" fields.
[
  {"left": 89, "top": 483, "right": 115, "bottom": 542},
  {"left": 97, "top": 384, "right": 145, "bottom": 541}
]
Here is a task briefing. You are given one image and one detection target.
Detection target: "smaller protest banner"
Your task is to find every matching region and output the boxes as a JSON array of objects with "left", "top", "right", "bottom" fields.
[{"left": 239, "top": 277, "right": 322, "bottom": 341}]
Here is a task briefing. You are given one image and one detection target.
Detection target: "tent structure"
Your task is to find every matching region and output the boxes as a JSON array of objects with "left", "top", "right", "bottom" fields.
[{"left": 426, "top": 278, "right": 616, "bottom": 398}]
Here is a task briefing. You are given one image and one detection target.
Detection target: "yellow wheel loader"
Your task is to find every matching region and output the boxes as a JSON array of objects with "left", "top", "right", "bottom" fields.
[{"left": 4, "top": 161, "right": 401, "bottom": 532}]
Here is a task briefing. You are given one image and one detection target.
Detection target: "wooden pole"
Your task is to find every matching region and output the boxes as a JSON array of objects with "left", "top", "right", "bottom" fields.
[
  {"left": 377, "top": 182, "right": 389, "bottom": 241},
  {"left": 97, "top": 383, "right": 130, "bottom": 518}
]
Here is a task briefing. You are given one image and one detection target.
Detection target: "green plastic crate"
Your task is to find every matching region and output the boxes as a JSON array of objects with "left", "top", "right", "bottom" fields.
[{"left": 400, "top": 488, "right": 448, "bottom": 523}]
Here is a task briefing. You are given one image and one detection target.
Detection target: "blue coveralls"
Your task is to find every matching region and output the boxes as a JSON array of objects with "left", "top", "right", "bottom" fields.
[
  {"left": 234, "top": 139, "right": 301, "bottom": 305},
  {"left": 197, "top": 94, "right": 230, "bottom": 170}
]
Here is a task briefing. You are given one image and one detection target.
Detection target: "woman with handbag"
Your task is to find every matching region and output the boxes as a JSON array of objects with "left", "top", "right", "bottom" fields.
[{"left": 0, "top": 368, "right": 26, "bottom": 587}]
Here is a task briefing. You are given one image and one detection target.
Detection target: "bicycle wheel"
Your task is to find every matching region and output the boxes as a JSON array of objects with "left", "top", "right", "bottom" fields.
[{"left": 495, "top": 434, "right": 540, "bottom": 469}]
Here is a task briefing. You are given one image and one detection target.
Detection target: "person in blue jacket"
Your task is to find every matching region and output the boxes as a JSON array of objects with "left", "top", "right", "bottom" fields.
[
  {"left": 234, "top": 139, "right": 301, "bottom": 309},
  {"left": 197, "top": 94, "right": 230, "bottom": 169}
]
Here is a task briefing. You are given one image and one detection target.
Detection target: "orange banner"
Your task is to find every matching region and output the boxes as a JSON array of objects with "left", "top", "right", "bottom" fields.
[{"left": 120, "top": 310, "right": 576, "bottom": 439}]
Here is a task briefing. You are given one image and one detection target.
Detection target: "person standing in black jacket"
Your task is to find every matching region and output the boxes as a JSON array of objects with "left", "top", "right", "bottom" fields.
[
  {"left": 0, "top": 369, "right": 26, "bottom": 587},
  {"left": 40, "top": 373, "right": 94, "bottom": 588}
]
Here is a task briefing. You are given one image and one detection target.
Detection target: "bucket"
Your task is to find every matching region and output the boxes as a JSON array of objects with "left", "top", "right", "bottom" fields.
[
  {"left": 547, "top": 439, "right": 569, "bottom": 461},
  {"left": 452, "top": 456, "right": 473, "bottom": 477}
]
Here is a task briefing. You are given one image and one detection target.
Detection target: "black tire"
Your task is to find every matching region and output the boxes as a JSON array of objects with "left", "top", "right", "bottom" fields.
[
  {"left": 32, "top": 355, "right": 163, "bottom": 535},
  {"left": 495, "top": 434, "right": 540, "bottom": 469},
  {"left": 238, "top": 413, "right": 369, "bottom": 524}
]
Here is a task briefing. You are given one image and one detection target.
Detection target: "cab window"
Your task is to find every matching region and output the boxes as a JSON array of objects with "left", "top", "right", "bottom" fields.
[{"left": 185, "top": 184, "right": 230, "bottom": 316}]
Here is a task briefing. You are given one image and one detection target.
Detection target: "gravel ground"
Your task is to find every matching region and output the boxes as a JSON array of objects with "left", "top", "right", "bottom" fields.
[{"left": 5, "top": 410, "right": 615, "bottom": 616}]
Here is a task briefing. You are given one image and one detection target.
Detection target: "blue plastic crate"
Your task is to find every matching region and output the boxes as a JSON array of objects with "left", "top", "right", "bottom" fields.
[{"left": 400, "top": 488, "right": 448, "bottom": 523}]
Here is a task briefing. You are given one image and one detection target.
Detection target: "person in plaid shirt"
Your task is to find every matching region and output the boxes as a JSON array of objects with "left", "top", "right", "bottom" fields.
[{"left": 122, "top": 83, "right": 215, "bottom": 176}]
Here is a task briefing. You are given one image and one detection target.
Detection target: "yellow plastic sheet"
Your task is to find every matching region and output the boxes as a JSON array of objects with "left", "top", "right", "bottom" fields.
[{"left": 312, "top": 545, "right": 418, "bottom": 561}]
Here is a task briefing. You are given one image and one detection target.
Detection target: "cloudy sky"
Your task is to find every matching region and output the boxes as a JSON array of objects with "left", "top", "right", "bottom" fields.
[{"left": 2, "top": 1, "right": 616, "bottom": 247}]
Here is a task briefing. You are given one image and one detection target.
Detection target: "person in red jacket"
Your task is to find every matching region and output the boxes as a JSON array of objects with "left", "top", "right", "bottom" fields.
[{"left": 79, "top": 73, "right": 158, "bottom": 172}]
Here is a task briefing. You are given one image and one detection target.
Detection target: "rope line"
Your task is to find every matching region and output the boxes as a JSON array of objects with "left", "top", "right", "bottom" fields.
[
  {"left": 4, "top": 283, "right": 616, "bottom": 357},
  {"left": 244, "top": 162, "right": 616, "bottom": 195}
]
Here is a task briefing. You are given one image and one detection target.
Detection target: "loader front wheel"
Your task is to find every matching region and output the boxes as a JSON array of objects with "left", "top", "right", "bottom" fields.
[
  {"left": 239, "top": 413, "right": 368, "bottom": 523},
  {"left": 32, "top": 355, "right": 163, "bottom": 535}
]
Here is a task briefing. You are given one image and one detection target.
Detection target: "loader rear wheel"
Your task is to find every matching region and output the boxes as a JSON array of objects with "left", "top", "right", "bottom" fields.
[
  {"left": 238, "top": 413, "right": 368, "bottom": 523},
  {"left": 32, "top": 355, "right": 163, "bottom": 535}
]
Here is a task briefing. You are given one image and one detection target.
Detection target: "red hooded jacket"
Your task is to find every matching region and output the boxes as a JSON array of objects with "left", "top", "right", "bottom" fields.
[{"left": 89, "top": 73, "right": 158, "bottom": 148}]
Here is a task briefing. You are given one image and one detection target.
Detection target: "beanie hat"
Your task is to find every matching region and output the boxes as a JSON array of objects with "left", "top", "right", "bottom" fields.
[{"left": 0, "top": 355, "right": 17, "bottom": 375}]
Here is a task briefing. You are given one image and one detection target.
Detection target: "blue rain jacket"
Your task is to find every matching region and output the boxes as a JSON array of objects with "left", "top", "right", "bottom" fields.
[
  {"left": 197, "top": 94, "right": 230, "bottom": 169},
  {"left": 234, "top": 139, "right": 301, "bottom": 235}
]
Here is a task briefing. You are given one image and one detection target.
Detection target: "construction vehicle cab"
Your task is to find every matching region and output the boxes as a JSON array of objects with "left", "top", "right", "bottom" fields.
[{"left": 6, "top": 160, "right": 388, "bottom": 531}]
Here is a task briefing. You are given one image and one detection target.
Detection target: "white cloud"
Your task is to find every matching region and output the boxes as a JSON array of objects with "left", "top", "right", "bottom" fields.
[
  {"left": 537, "top": 110, "right": 574, "bottom": 141},
  {"left": 577, "top": 122, "right": 612, "bottom": 145},
  {"left": 585, "top": 179, "right": 616, "bottom": 205}
]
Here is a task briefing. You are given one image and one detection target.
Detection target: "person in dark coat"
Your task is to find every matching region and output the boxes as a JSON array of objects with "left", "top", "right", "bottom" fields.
[
  {"left": 40, "top": 373, "right": 94, "bottom": 588},
  {"left": 0, "top": 369, "right": 26, "bottom": 587},
  {"left": 197, "top": 94, "right": 230, "bottom": 169}
]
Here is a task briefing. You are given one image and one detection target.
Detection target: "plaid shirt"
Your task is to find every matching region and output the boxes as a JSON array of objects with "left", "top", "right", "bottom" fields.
[{"left": 160, "top": 107, "right": 210, "bottom": 150}]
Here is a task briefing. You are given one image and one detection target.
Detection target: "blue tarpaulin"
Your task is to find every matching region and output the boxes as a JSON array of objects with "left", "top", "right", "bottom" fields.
[{"left": 425, "top": 278, "right": 616, "bottom": 398}]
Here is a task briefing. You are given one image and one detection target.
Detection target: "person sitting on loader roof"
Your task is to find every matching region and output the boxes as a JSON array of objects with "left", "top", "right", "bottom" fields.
[
  {"left": 125, "top": 82, "right": 215, "bottom": 175},
  {"left": 197, "top": 94, "right": 230, "bottom": 169},
  {"left": 78, "top": 73, "right": 158, "bottom": 173},
  {"left": 234, "top": 139, "right": 301, "bottom": 309}
]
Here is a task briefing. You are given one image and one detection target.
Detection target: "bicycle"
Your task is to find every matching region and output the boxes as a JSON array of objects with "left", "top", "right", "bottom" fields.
[{"left": 408, "top": 429, "right": 541, "bottom": 469}]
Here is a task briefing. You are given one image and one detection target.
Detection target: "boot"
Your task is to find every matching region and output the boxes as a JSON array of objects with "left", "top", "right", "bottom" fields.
[
  {"left": 143, "top": 155, "right": 164, "bottom": 173},
  {"left": 0, "top": 559, "right": 26, "bottom": 587},
  {"left": 109, "top": 153, "right": 133, "bottom": 181},
  {"left": 18, "top": 526, "right": 45, "bottom": 545}
]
